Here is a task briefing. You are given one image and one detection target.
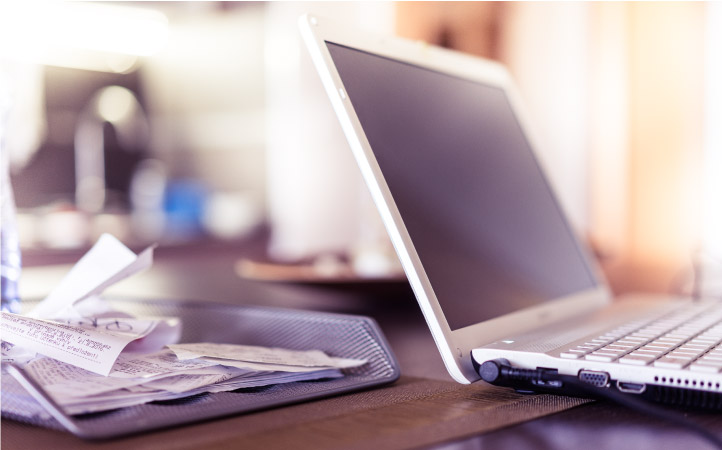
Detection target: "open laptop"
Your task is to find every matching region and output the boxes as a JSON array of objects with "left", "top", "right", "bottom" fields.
[{"left": 299, "top": 14, "right": 722, "bottom": 409}]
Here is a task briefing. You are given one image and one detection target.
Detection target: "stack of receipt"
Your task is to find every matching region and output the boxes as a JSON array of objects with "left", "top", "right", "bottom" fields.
[
  {"left": 0, "top": 235, "right": 366, "bottom": 416},
  {"left": 22, "top": 344, "right": 363, "bottom": 415}
]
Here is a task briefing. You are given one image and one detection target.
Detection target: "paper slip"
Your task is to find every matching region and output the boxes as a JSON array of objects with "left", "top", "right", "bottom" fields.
[
  {"left": 128, "top": 366, "right": 244, "bottom": 394},
  {"left": 0, "top": 341, "right": 36, "bottom": 366},
  {"left": 55, "top": 376, "right": 334, "bottom": 415},
  {"left": 204, "top": 369, "right": 343, "bottom": 392},
  {"left": 0, "top": 234, "right": 182, "bottom": 375},
  {"left": 24, "top": 353, "right": 238, "bottom": 399},
  {"left": 109, "top": 348, "right": 219, "bottom": 379},
  {"left": 195, "top": 357, "right": 342, "bottom": 373},
  {"left": 25, "top": 357, "right": 156, "bottom": 398},
  {"left": 58, "top": 368, "right": 344, "bottom": 415},
  {"left": 20, "top": 354, "right": 343, "bottom": 415},
  {"left": 1, "top": 312, "right": 178, "bottom": 376},
  {"left": 28, "top": 234, "right": 154, "bottom": 320},
  {"left": 167, "top": 342, "right": 367, "bottom": 370}
]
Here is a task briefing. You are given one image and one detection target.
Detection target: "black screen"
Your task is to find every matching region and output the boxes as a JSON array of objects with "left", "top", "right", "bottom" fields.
[{"left": 326, "top": 42, "right": 598, "bottom": 330}]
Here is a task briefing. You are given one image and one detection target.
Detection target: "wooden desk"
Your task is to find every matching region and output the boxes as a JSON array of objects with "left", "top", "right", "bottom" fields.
[{"left": 4, "top": 242, "right": 722, "bottom": 449}]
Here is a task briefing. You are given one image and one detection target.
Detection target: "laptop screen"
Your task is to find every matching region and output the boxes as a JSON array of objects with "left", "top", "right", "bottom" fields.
[{"left": 326, "top": 42, "right": 599, "bottom": 331}]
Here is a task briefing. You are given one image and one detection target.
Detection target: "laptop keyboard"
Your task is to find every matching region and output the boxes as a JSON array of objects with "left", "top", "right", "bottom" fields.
[{"left": 559, "top": 303, "right": 722, "bottom": 373}]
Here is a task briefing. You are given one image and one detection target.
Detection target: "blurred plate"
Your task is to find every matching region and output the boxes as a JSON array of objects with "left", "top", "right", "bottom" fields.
[{"left": 235, "top": 258, "right": 406, "bottom": 285}]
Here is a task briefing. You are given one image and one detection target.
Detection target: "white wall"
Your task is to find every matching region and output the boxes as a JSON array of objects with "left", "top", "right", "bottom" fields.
[
  {"left": 264, "top": 2, "right": 395, "bottom": 261},
  {"left": 141, "top": 4, "right": 266, "bottom": 198},
  {"left": 500, "top": 3, "right": 592, "bottom": 232}
]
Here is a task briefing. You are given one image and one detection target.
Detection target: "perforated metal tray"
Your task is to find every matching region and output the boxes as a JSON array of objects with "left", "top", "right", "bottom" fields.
[{"left": 1, "top": 298, "right": 400, "bottom": 439}]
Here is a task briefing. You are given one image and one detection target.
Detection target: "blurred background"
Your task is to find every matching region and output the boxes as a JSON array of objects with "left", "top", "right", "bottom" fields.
[{"left": 1, "top": 1, "right": 721, "bottom": 298}]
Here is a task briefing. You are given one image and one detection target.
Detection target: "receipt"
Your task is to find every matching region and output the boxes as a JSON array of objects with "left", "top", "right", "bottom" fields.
[
  {"left": 28, "top": 234, "right": 154, "bottom": 320},
  {"left": 168, "top": 342, "right": 367, "bottom": 370},
  {"left": 134, "top": 366, "right": 244, "bottom": 393},
  {"left": 0, "top": 312, "right": 166, "bottom": 376},
  {"left": 23, "top": 350, "right": 232, "bottom": 399},
  {"left": 168, "top": 343, "right": 336, "bottom": 367},
  {"left": 12, "top": 344, "right": 352, "bottom": 415},
  {"left": 195, "top": 357, "right": 344, "bottom": 373},
  {"left": 24, "top": 357, "right": 147, "bottom": 398},
  {"left": 0, "top": 234, "right": 181, "bottom": 375},
  {"left": 109, "top": 348, "right": 218, "bottom": 379}
]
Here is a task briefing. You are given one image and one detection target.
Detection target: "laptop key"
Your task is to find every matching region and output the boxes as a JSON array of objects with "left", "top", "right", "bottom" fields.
[
  {"left": 654, "top": 357, "right": 691, "bottom": 369},
  {"left": 585, "top": 353, "right": 617, "bottom": 362},
  {"left": 667, "top": 351, "right": 697, "bottom": 358},
  {"left": 596, "top": 347, "right": 626, "bottom": 354},
  {"left": 637, "top": 346, "right": 666, "bottom": 355},
  {"left": 556, "top": 304, "right": 722, "bottom": 370},
  {"left": 619, "top": 354, "right": 656, "bottom": 365},
  {"left": 605, "top": 344, "right": 635, "bottom": 351},
  {"left": 689, "top": 361, "right": 722, "bottom": 373}
]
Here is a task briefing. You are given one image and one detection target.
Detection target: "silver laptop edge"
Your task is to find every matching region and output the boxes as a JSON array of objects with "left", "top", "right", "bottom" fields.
[{"left": 298, "top": 13, "right": 613, "bottom": 384}]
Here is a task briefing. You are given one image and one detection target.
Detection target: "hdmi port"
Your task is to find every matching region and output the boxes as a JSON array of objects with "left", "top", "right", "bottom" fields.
[{"left": 617, "top": 381, "right": 646, "bottom": 394}]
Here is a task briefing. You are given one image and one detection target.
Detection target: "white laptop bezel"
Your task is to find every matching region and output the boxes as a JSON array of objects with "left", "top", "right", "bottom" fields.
[{"left": 299, "top": 14, "right": 611, "bottom": 384}]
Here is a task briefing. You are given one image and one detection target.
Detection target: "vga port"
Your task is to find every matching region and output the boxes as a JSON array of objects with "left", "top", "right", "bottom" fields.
[{"left": 578, "top": 370, "right": 610, "bottom": 387}]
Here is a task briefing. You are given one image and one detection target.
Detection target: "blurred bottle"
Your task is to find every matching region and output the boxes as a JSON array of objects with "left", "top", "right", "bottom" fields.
[{"left": 1, "top": 85, "right": 21, "bottom": 313}]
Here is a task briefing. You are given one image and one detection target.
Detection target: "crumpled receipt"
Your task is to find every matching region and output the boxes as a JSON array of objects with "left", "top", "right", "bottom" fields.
[
  {"left": 167, "top": 342, "right": 366, "bottom": 373},
  {"left": 0, "top": 234, "right": 181, "bottom": 376}
]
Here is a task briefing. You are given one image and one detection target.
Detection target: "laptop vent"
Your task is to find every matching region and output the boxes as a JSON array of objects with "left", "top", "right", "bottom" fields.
[
  {"left": 642, "top": 374, "right": 722, "bottom": 410},
  {"left": 646, "top": 383, "right": 722, "bottom": 410},
  {"left": 652, "top": 375, "right": 722, "bottom": 391}
]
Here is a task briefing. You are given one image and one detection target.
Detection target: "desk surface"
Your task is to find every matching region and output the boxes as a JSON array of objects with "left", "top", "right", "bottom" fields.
[{"left": 4, "top": 241, "right": 722, "bottom": 450}]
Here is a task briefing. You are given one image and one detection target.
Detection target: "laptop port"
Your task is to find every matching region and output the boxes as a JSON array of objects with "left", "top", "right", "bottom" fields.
[
  {"left": 578, "top": 370, "right": 610, "bottom": 387},
  {"left": 617, "top": 381, "right": 646, "bottom": 394}
]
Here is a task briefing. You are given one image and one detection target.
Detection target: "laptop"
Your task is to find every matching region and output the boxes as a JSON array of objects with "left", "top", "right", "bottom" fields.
[{"left": 299, "top": 13, "right": 722, "bottom": 408}]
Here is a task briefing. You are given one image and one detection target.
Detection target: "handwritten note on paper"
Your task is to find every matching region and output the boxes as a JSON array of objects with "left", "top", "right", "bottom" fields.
[{"left": 0, "top": 312, "right": 175, "bottom": 376}]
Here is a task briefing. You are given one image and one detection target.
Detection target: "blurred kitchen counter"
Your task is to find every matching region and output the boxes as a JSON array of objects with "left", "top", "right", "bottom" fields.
[{"left": 20, "top": 230, "right": 415, "bottom": 313}]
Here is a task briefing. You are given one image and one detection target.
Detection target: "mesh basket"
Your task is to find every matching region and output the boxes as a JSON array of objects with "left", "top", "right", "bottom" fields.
[{"left": 1, "top": 298, "right": 400, "bottom": 439}]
